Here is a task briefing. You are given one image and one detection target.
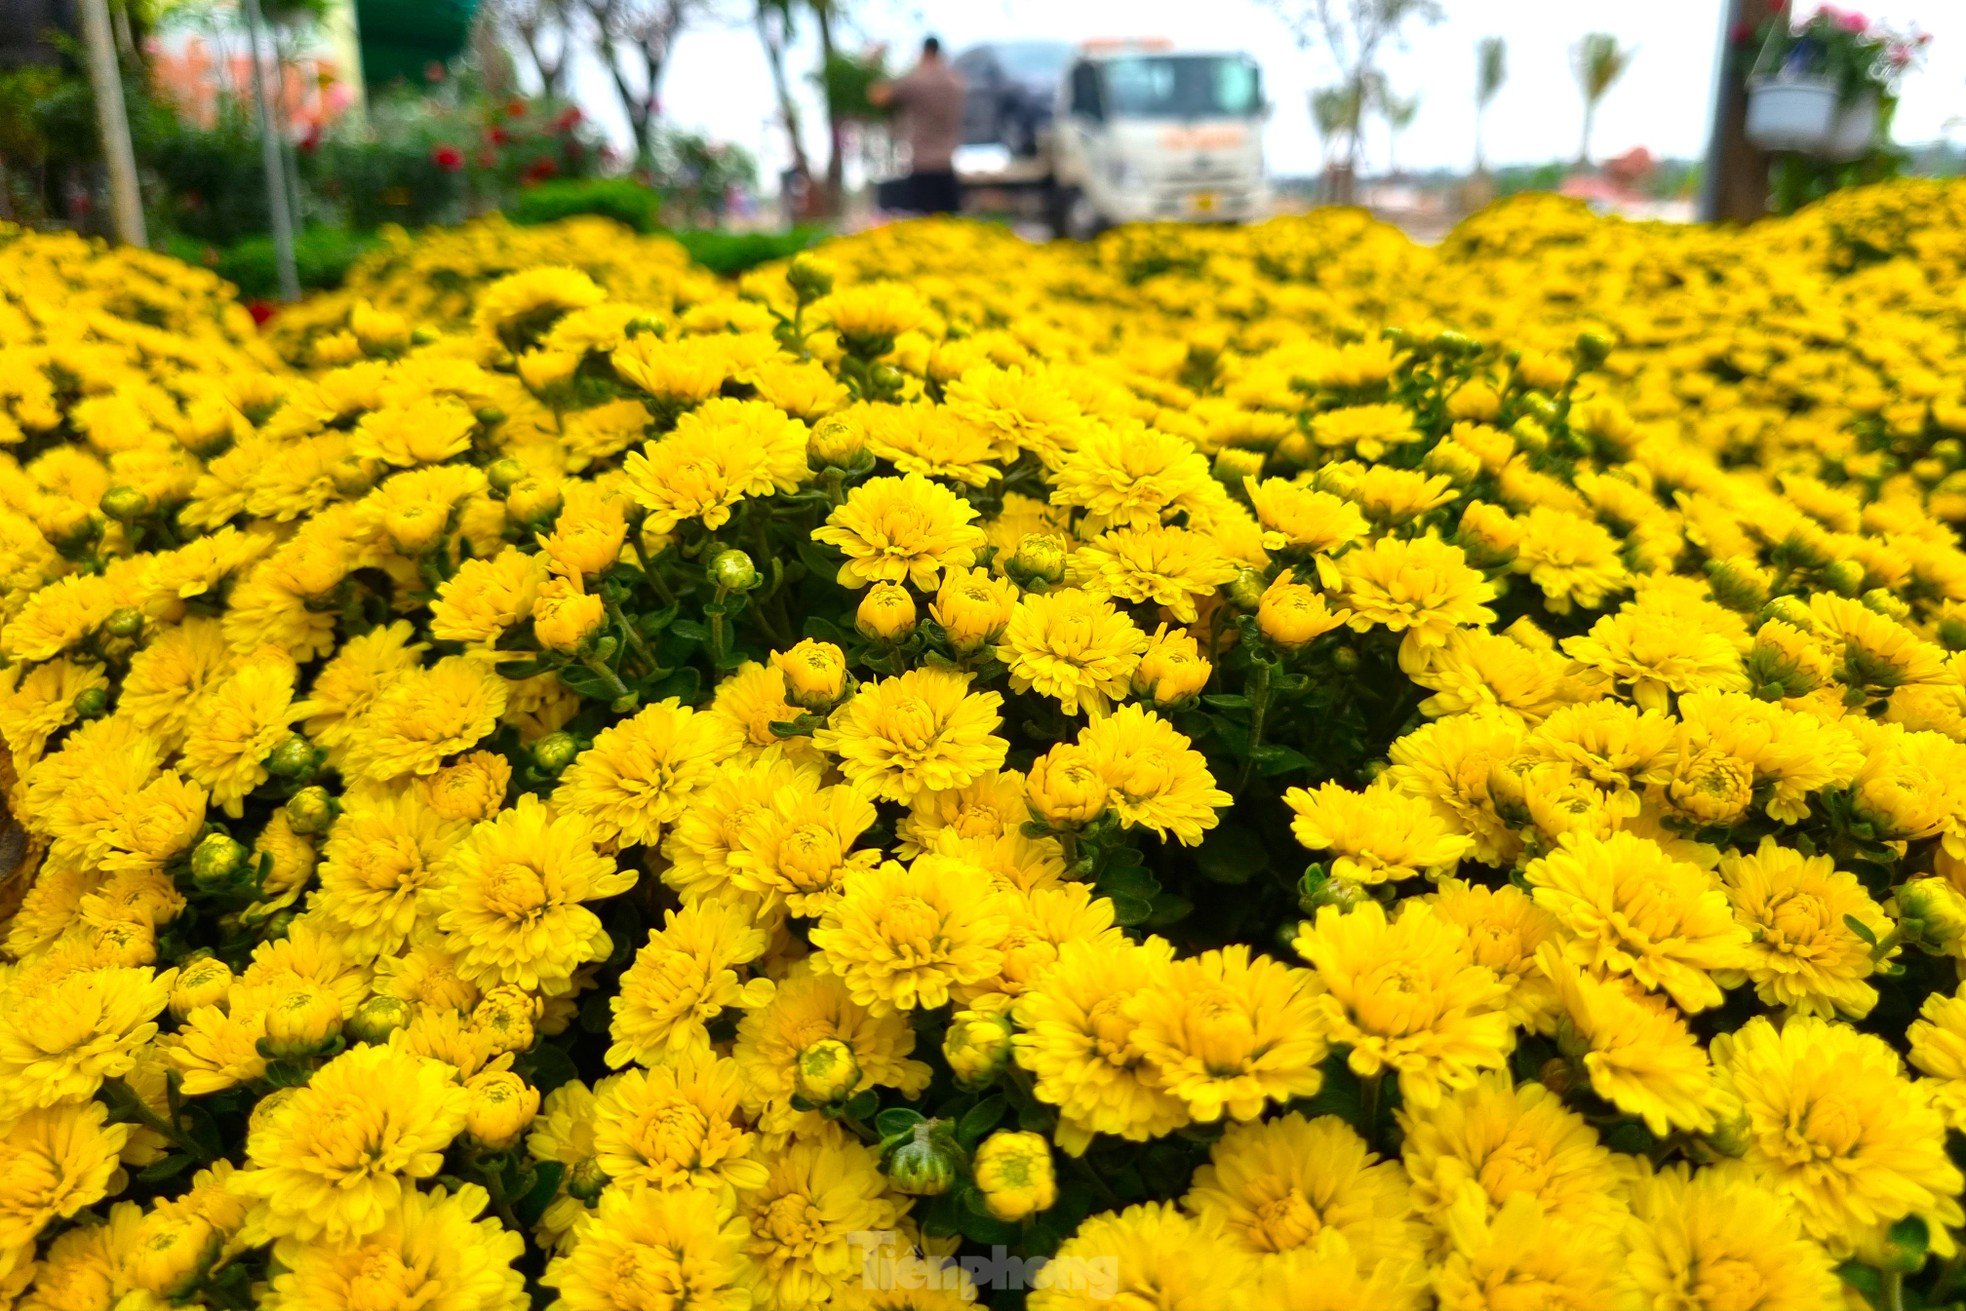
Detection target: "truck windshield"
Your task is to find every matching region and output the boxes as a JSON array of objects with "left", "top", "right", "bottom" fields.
[{"left": 1098, "top": 55, "right": 1263, "bottom": 119}]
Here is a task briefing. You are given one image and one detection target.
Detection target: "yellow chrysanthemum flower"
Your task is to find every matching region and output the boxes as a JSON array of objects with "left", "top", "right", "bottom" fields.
[
  {"left": 264, "top": 1184, "right": 528, "bottom": 1311},
  {"left": 1433, "top": 1191, "right": 1639, "bottom": 1311},
  {"left": 1125, "top": 945, "right": 1328, "bottom": 1122},
  {"left": 1716, "top": 836, "right": 1890, "bottom": 1019},
  {"left": 228, "top": 1043, "right": 469, "bottom": 1244},
  {"left": 734, "top": 1130, "right": 904, "bottom": 1311},
  {"left": 591, "top": 1053, "right": 769, "bottom": 1197},
  {"left": 809, "top": 854, "right": 1011, "bottom": 1014},
  {"left": 1712, "top": 1014, "right": 1965, "bottom": 1258},
  {"left": 551, "top": 698, "right": 745, "bottom": 851},
  {"left": 608, "top": 898, "right": 773, "bottom": 1068},
  {"left": 733, "top": 961, "right": 931, "bottom": 1138},
  {"left": 540, "top": 1180, "right": 753, "bottom": 1311},
  {"left": 997, "top": 589, "right": 1149, "bottom": 717},
  {"left": 1538, "top": 947, "right": 1720, "bottom": 1137},
  {"left": 811, "top": 472, "right": 987, "bottom": 590},
  {"left": 1524, "top": 829, "right": 1751, "bottom": 1014},
  {"left": 1284, "top": 780, "right": 1474, "bottom": 883},
  {"left": 0, "top": 963, "right": 173, "bottom": 1116},
  {"left": 1026, "top": 1202, "right": 1258, "bottom": 1311},
  {"left": 811, "top": 667, "right": 1007, "bottom": 803},
  {"left": 0, "top": 1101, "right": 130, "bottom": 1259},
  {"left": 1076, "top": 704, "right": 1229, "bottom": 846},
  {"left": 1338, "top": 535, "right": 1498, "bottom": 674},
  {"left": 178, "top": 652, "right": 299, "bottom": 817},
  {"left": 1293, "top": 901, "right": 1513, "bottom": 1110},
  {"left": 435, "top": 794, "right": 637, "bottom": 996},
  {"left": 339, "top": 655, "right": 509, "bottom": 782},
  {"left": 1185, "top": 1112, "right": 1427, "bottom": 1265},
  {"left": 622, "top": 396, "right": 809, "bottom": 534},
  {"left": 1624, "top": 1162, "right": 1842, "bottom": 1311}
]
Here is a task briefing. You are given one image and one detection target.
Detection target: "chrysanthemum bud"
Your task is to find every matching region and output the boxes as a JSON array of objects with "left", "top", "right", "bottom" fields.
[
  {"left": 473, "top": 985, "right": 540, "bottom": 1055},
  {"left": 99, "top": 485, "right": 149, "bottom": 522},
  {"left": 169, "top": 956, "right": 234, "bottom": 1019},
  {"left": 1227, "top": 567, "right": 1269, "bottom": 612},
  {"left": 284, "top": 785, "right": 339, "bottom": 836},
  {"left": 347, "top": 995, "right": 413, "bottom": 1044},
  {"left": 856, "top": 583, "right": 918, "bottom": 642},
  {"left": 189, "top": 833, "right": 250, "bottom": 889},
  {"left": 126, "top": 1211, "right": 219, "bottom": 1300},
  {"left": 1574, "top": 329, "right": 1615, "bottom": 367},
  {"left": 465, "top": 1070, "right": 541, "bottom": 1150},
  {"left": 1448, "top": 380, "right": 1502, "bottom": 421},
  {"left": 932, "top": 567, "right": 1017, "bottom": 653},
  {"left": 942, "top": 1006, "right": 1015, "bottom": 1089},
  {"left": 505, "top": 477, "right": 564, "bottom": 529},
  {"left": 1257, "top": 570, "right": 1344, "bottom": 651},
  {"left": 426, "top": 751, "right": 511, "bottom": 823},
  {"left": 517, "top": 349, "right": 581, "bottom": 394},
  {"left": 787, "top": 256, "right": 835, "bottom": 302},
  {"left": 1899, "top": 877, "right": 1966, "bottom": 955},
  {"left": 1824, "top": 559, "right": 1866, "bottom": 596},
  {"left": 1212, "top": 447, "right": 1266, "bottom": 485},
  {"left": 566, "top": 1157, "right": 609, "bottom": 1202},
  {"left": 49, "top": 507, "right": 104, "bottom": 554},
  {"left": 329, "top": 455, "right": 374, "bottom": 497},
  {"left": 1026, "top": 745, "right": 1108, "bottom": 828},
  {"left": 775, "top": 640, "right": 849, "bottom": 711},
  {"left": 1297, "top": 867, "right": 1367, "bottom": 915},
  {"left": 264, "top": 733, "right": 319, "bottom": 780},
  {"left": 103, "top": 606, "right": 145, "bottom": 640},
  {"left": 1863, "top": 588, "right": 1913, "bottom": 624},
  {"left": 475, "top": 406, "right": 506, "bottom": 428},
  {"left": 262, "top": 982, "right": 343, "bottom": 1056},
  {"left": 709, "top": 549, "right": 760, "bottom": 593},
  {"left": 71, "top": 686, "right": 109, "bottom": 720},
  {"left": 1421, "top": 438, "right": 1483, "bottom": 487},
  {"left": 531, "top": 579, "right": 606, "bottom": 653},
  {"left": 485, "top": 458, "right": 528, "bottom": 495},
  {"left": 883, "top": 1120, "right": 964, "bottom": 1197},
  {"left": 794, "top": 1038, "right": 862, "bottom": 1106},
  {"left": 1004, "top": 534, "right": 1067, "bottom": 588},
  {"left": 973, "top": 1130, "right": 1057, "bottom": 1222},
  {"left": 809, "top": 414, "right": 867, "bottom": 468},
  {"left": 1133, "top": 626, "right": 1211, "bottom": 707},
  {"left": 531, "top": 731, "right": 581, "bottom": 776}
]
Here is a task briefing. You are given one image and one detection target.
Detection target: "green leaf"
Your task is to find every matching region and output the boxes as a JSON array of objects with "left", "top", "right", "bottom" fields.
[
  {"left": 843, "top": 1088, "right": 880, "bottom": 1121},
  {"left": 670, "top": 619, "right": 711, "bottom": 643},
  {"left": 1843, "top": 914, "right": 1879, "bottom": 948},
  {"left": 875, "top": 1108, "right": 925, "bottom": 1140},
  {"left": 956, "top": 1201, "right": 1022, "bottom": 1246},
  {"left": 1254, "top": 744, "right": 1314, "bottom": 776},
  {"left": 1107, "top": 893, "right": 1154, "bottom": 927},
  {"left": 652, "top": 667, "right": 702, "bottom": 702},
  {"left": 514, "top": 1160, "right": 567, "bottom": 1228},
  {"left": 955, "top": 1096, "right": 1007, "bottom": 1147},
  {"left": 138, "top": 1153, "right": 196, "bottom": 1184},
  {"left": 522, "top": 1043, "right": 580, "bottom": 1094},
  {"left": 1195, "top": 824, "right": 1270, "bottom": 886},
  {"left": 1201, "top": 693, "right": 1251, "bottom": 711}
]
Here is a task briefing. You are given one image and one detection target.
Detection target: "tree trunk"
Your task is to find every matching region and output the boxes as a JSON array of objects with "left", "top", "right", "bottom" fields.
[
  {"left": 1579, "top": 102, "right": 1595, "bottom": 168},
  {"left": 813, "top": 0, "right": 843, "bottom": 215},
  {"left": 1700, "top": 0, "right": 1779, "bottom": 222},
  {"left": 755, "top": 7, "right": 813, "bottom": 199}
]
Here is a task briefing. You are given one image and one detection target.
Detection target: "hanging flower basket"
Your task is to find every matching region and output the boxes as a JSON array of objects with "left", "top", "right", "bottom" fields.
[{"left": 1745, "top": 77, "right": 1880, "bottom": 161}]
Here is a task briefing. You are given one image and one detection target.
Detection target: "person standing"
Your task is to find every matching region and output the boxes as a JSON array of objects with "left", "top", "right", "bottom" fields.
[{"left": 871, "top": 37, "right": 966, "bottom": 215}]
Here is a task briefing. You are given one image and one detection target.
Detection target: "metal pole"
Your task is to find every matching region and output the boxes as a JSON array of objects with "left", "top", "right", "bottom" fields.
[
  {"left": 78, "top": 0, "right": 147, "bottom": 246},
  {"left": 240, "top": 0, "right": 302, "bottom": 301}
]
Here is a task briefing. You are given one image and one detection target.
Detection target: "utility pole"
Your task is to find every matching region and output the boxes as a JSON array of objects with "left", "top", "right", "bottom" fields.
[
  {"left": 1700, "top": 0, "right": 1780, "bottom": 222},
  {"left": 240, "top": 0, "right": 303, "bottom": 301},
  {"left": 78, "top": 0, "right": 147, "bottom": 246}
]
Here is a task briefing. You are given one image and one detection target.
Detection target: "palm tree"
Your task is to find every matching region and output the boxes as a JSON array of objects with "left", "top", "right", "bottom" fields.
[
  {"left": 1573, "top": 33, "right": 1633, "bottom": 167},
  {"left": 1381, "top": 91, "right": 1418, "bottom": 179},
  {"left": 1474, "top": 36, "right": 1505, "bottom": 175}
]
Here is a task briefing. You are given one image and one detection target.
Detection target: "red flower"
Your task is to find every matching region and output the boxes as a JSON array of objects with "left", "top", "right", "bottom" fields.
[
  {"left": 521, "top": 157, "right": 560, "bottom": 185},
  {"left": 553, "top": 106, "right": 583, "bottom": 132},
  {"left": 424, "top": 61, "right": 447, "bottom": 84},
  {"left": 507, "top": 98, "right": 528, "bottom": 120},
  {"left": 247, "top": 300, "right": 277, "bottom": 326},
  {"left": 432, "top": 144, "right": 465, "bottom": 171},
  {"left": 488, "top": 126, "right": 510, "bottom": 146}
]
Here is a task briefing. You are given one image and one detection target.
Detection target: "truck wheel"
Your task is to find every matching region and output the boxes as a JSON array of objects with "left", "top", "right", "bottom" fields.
[{"left": 1048, "top": 186, "right": 1103, "bottom": 241}]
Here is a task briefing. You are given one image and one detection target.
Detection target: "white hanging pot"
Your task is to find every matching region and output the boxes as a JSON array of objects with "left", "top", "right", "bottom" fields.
[{"left": 1746, "top": 78, "right": 1879, "bottom": 161}]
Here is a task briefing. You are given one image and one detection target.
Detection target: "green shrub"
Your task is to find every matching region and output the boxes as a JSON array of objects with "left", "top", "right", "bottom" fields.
[
  {"left": 160, "top": 226, "right": 382, "bottom": 299},
  {"left": 669, "top": 226, "right": 824, "bottom": 276},
  {"left": 505, "top": 178, "right": 661, "bottom": 232}
]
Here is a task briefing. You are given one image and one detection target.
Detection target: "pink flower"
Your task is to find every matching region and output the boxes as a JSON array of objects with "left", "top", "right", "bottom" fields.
[
  {"left": 432, "top": 144, "right": 465, "bottom": 171},
  {"left": 1837, "top": 9, "right": 1869, "bottom": 33}
]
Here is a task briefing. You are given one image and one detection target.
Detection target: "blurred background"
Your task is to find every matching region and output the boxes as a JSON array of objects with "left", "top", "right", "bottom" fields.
[{"left": 0, "top": 0, "right": 1955, "bottom": 297}]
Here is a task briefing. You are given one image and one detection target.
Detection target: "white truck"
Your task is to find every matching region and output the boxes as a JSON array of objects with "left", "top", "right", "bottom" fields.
[{"left": 952, "top": 39, "right": 1272, "bottom": 238}]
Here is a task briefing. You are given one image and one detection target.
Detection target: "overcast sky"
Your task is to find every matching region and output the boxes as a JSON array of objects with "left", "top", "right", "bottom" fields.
[{"left": 559, "top": 1, "right": 1964, "bottom": 182}]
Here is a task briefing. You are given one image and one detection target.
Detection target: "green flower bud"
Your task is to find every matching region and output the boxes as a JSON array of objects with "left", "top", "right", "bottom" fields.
[
  {"left": 285, "top": 785, "right": 340, "bottom": 836},
  {"left": 71, "top": 686, "right": 109, "bottom": 720},
  {"left": 1824, "top": 559, "right": 1866, "bottom": 596},
  {"left": 942, "top": 1008, "right": 1015, "bottom": 1089},
  {"left": 794, "top": 1038, "right": 862, "bottom": 1106},
  {"left": 475, "top": 406, "right": 506, "bottom": 427},
  {"left": 566, "top": 1157, "right": 610, "bottom": 1202},
  {"left": 1227, "top": 567, "right": 1269, "bottom": 612},
  {"left": 883, "top": 1120, "right": 964, "bottom": 1197},
  {"left": 709, "top": 549, "right": 760, "bottom": 593},
  {"left": 99, "top": 486, "right": 149, "bottom": 523},
  {"left": 486, "top": 458, "right": 527, "bottom": 496},
  {"left": 189, "top": 833, "right": 250, "bottom": 890},
  {"left": 532, "top": 731, "right": 581, "bottom": 776},
  {"left": 1863, "top": 588, "right": 1913, "bottom": 624},
  {"left": 1574, "top": 329, "right": 1615, "bottom": 367},
  {"left": 264, "top": 734, "right": 319, "bottom": 779},
  {"left": 347, "top": 994, "right": 412, "bottom": 1044},
  {"left": 787, "top": 257, "right": 835, "bottom": 301},
  {"left": 1297, "top": 867, "right": 1366, "bottom": 915},
  {"left": 1005, "top": 535, "right": 1067, "bottom": 589},
  {"left": 103, "top": 606, "right": 145, "bottom": 640}
]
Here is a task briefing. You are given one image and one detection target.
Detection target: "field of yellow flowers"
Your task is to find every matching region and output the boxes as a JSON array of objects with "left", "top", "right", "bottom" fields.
[{"left": 4, "top": 179, "right": 1966, "bottom": 1310}]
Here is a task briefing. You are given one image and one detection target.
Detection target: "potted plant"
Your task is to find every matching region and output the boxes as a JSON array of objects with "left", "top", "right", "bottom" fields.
[{"left": 1745, "top": 5, "right": 1925, "bottom": 161}]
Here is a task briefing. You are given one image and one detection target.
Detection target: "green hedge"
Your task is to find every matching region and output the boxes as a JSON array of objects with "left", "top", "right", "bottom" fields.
[{"left": 159, "top": 227, "right": 384, "bottom": 300}]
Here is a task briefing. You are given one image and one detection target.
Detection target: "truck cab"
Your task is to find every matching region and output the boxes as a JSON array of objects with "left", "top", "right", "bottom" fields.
[{"left": 1048, "top": 42, "right": 1270, "bottom": 236}]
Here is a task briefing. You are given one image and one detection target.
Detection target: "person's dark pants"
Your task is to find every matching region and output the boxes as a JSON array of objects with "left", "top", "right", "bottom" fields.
[{"left": 906, "top": 169, "right": 962, "bottom": 215}]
